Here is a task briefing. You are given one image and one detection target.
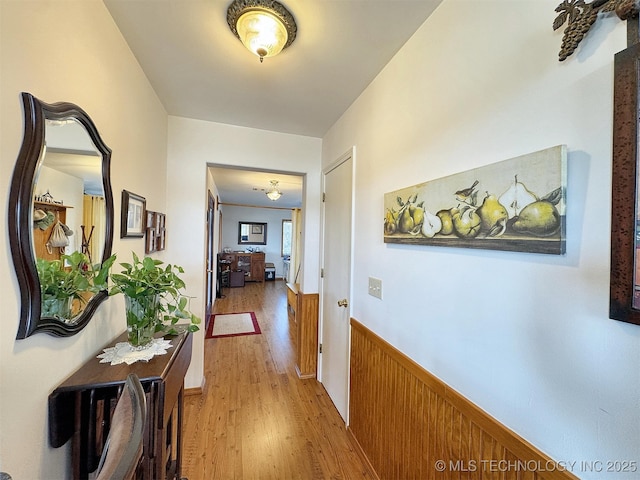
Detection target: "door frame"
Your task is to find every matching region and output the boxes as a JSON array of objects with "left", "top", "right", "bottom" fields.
[
  {"left": 205, "top": 190, "right": 215, "bottom": 323},
  {"left": 318, "top": 147, "right": 356, "bottom": 423}
]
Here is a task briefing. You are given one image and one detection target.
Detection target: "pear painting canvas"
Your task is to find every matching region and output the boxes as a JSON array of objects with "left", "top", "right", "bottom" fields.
[{"left": 383, "top": 145, "right": 567, "bottom": 255}]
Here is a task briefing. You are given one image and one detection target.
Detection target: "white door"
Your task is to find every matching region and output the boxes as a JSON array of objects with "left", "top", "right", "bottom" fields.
[{"left": 320, "top": 152, "right": 353, "bottom": 422}]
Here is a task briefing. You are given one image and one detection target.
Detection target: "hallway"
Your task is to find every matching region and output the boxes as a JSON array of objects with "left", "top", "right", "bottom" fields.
[{"left": 181, "top": 280, "right": 376, "bottom": 479}]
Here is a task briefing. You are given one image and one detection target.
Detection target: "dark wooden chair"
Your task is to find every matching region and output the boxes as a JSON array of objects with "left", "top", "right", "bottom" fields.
[{"left": 95, "top": 374, "right": 146, "bottom": 480}]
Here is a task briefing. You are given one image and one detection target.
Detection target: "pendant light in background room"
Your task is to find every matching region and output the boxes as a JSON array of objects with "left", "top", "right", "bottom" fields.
[{"left": 265, "top": 180, "right": 282, "bottom": 201}]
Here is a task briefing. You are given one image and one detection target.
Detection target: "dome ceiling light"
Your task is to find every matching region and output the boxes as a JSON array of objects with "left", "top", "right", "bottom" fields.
[
  {"left": 227, "top": 0, "right": 297, "bottom": 63},
  {"left": 265, "top": 180, "right": 283, "bottom": 201}
]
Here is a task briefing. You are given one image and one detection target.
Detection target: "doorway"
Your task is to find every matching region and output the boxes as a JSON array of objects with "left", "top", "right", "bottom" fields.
[{"left": 207, "top": 165, "right": 304, "bottom": 284}]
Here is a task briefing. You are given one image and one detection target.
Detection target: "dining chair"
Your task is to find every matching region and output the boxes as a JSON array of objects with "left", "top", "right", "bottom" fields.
[{"left": 95, "top": 374, "right": 146, "bottom": 480}]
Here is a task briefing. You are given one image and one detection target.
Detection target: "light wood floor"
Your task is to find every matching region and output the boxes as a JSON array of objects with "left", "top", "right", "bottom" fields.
[{"left": 181, "top": 280, "right": 376, "bottom": 480}]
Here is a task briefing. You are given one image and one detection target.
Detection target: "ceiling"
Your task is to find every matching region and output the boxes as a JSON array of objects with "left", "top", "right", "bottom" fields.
[
  {"left": 103, "top": 0, "right": 442, "bottom": 207},
  {"left": 209, "top": 166, "right": 304, "bottom": 209}
]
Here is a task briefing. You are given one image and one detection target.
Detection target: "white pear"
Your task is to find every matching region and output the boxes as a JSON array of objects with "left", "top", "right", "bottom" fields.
[
  {"left": 421, "top": 209, "right": 442, "bottom": 238},
  {"left": 498, "top": 175, "right": 538, "bottom": 218}
]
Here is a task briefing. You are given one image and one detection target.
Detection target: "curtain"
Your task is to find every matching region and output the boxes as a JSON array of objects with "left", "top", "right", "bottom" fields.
[
  {"left": 291, "top": 208, "right": 302, "bottom": 283},
  {"left": 82, "top": 195, "right": 106, "bottom": 264}
]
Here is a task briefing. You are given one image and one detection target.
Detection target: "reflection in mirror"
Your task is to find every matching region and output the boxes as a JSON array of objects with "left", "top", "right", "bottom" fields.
[
  {"left": 238, "top": 222, "right": 267, "bottom": 245},
  {"left": 9, "top": 93, "right": 114, "bottom": 338},
  {"left": 34, "top": 119, "right": 106, "bottom": 319},
  {"left": 635, "top": 196, "right": 640, "bottom": 310}
]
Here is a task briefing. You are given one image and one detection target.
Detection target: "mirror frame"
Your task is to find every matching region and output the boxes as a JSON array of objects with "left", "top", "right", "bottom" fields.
[
  {"left": 8, "top": 92, "right": 114, "bottom": 338},
  {"left": 610, "top": 43, "right": 640, "bottom": 325},
  {"left": 237, "top": 221, "right": 267, "bottom": 245}
]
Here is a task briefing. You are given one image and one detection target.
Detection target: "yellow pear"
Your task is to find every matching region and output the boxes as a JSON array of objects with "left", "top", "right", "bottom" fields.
[
  {"left": 384, "top": 210, "right": 397, "bottom": 235},
  {"left": 512, "top": 200, "right": 560, "bottom": 236},
  {"left": 399, "top": 208, "right": 414, "bottom": 233},
  {"left": 477, "top": 193, "right": 508, "bottom": 236},
  {"left": 412, "top": 206, "right": 424, "bottom": 228},
  {"left": 452, "top": 208, "right": 481, "bottom": 238},
  {"left": 436, "top": 209, "right": 454, "bottom": 235}
]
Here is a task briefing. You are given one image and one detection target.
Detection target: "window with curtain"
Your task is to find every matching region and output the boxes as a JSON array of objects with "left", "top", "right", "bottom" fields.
[
  {"left": 281, "top": 219, "right": 292, "bottom": 257},
  {"left": 82, "top": 194, "right": 105, "bottom": 263}
]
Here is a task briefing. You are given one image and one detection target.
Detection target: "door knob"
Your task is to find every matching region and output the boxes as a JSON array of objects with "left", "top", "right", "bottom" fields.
[{"left": 337, "top": 299, "right": 348, "bottom": 307}]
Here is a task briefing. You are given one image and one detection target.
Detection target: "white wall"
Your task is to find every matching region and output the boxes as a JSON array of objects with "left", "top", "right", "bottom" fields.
[
  {"left": 166, "top": 116, "right": 322, "bottom": 388},
  {"left": 322, "top": 1, "right": 638, "bottom": 478},
  {"left": 221, "top": 205, "right": 291, "bottom": 276},
  {"left": 0, "top": 2, "right": 168, "bottom": 478}
]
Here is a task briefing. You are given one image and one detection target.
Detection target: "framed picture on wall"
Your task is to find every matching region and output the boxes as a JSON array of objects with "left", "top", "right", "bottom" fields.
[
  {"left": 145, "top": 210, "right": 166, "bottom": 253},
  {"left": 121, "top": 190, "right": 146, "bottom": 238}
]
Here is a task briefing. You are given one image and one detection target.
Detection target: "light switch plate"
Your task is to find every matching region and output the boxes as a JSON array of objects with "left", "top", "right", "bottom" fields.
[{"left": 368, "top": 277, "right": 382, "bottom": 299}]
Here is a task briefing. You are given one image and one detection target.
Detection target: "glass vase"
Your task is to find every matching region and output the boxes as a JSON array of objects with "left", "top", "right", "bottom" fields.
[{"left": 124, "top": 294, "right": 159, "bottom": 349}]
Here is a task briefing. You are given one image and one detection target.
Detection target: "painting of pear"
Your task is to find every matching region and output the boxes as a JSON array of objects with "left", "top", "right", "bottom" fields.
[{"left": 383, "top": 145, "right": 566, "bottom": 255}]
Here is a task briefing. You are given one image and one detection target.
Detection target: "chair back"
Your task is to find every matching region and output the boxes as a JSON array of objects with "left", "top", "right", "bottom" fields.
[{"left": 95, "top": 374, "right": 146, "bottom": 480}]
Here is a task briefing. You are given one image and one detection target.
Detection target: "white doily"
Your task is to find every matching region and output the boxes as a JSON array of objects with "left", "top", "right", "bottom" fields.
[{"left": 97, "top": 338, "right": 174, "bottom": 365}]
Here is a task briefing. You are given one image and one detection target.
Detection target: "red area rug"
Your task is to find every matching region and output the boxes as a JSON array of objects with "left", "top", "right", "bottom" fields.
[{"left": 205, "top": 312, "right": 261, "bottom": 339}]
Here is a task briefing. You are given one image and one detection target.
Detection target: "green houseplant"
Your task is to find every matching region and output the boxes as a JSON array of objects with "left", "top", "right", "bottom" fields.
[
  {"left": 37, "top": 251, "right": 115, "bottom": 320},
  {"left": 108, "top": 253, "right": 200, "bottom": 348}
]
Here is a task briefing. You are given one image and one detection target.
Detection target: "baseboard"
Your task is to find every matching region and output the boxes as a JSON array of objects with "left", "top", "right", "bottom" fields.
[
  {"left": 295, "top": 364, "right": 316, "bottom": 379},
  {"left": 184, "top": 377, "right": 205, "bottom": 397}
]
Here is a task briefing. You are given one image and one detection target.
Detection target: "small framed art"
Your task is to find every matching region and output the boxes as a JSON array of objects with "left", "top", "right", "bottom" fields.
[{"left": 121, "top": 190, "right": 146, "bottom": 238}]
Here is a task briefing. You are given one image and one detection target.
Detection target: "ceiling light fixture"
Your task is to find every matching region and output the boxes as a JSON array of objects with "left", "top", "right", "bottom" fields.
[
  {"left": 265, "top": 180, "right": 283, "bottom": 201},
  {"left": 227, "top": 0, "right": 297, "bottom": 63}
]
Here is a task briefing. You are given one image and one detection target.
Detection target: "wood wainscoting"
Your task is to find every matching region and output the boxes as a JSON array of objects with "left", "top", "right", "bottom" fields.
[
  {"left": 287, "top": 283, "right": 319, "bottom": 379},
  {"left": 349, "top": 319, "right": 578, "bottom": 480},
  {"left": 296, "top": 289, "right": 319, "bottom": 379}
]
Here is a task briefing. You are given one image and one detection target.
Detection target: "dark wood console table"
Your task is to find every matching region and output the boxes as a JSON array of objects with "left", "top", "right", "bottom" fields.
[{"left": 49, "top": 332, "right": 192, "bottom": 480}]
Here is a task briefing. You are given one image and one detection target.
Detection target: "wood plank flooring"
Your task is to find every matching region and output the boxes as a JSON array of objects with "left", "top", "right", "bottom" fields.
[{"left": 181, "top": 280, "right": 376, "bottom": 480}]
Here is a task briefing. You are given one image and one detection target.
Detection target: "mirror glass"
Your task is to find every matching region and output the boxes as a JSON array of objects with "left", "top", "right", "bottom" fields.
[
  {"left": 238, "top": 221, "right": 267, "bottom": 245},
  {"left": 35, "top": 119, "right": 106, "bottom": 317},
  {"left": 635, "top": 192, "right": 640, "bottom": 310},
  {"left": 9, "top": 93, "right": 114, "bottom": 338}
]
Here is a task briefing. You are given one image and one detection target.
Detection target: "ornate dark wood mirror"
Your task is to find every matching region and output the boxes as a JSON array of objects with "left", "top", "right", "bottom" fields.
[
  {"left": 610, "top": 15, "right": 640, "bottom": 325},
  {"left": 9, "top": 92, "right": 114, "bottom": 338},
  {"left": 553, "top": 0, "right": 640, "bottom": 325},
  {"left": 238, "top": 221, "right": 267, "bottom": 245},
  {"left": 610, "top": 37, "right": 640, "bottom": 325}
]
